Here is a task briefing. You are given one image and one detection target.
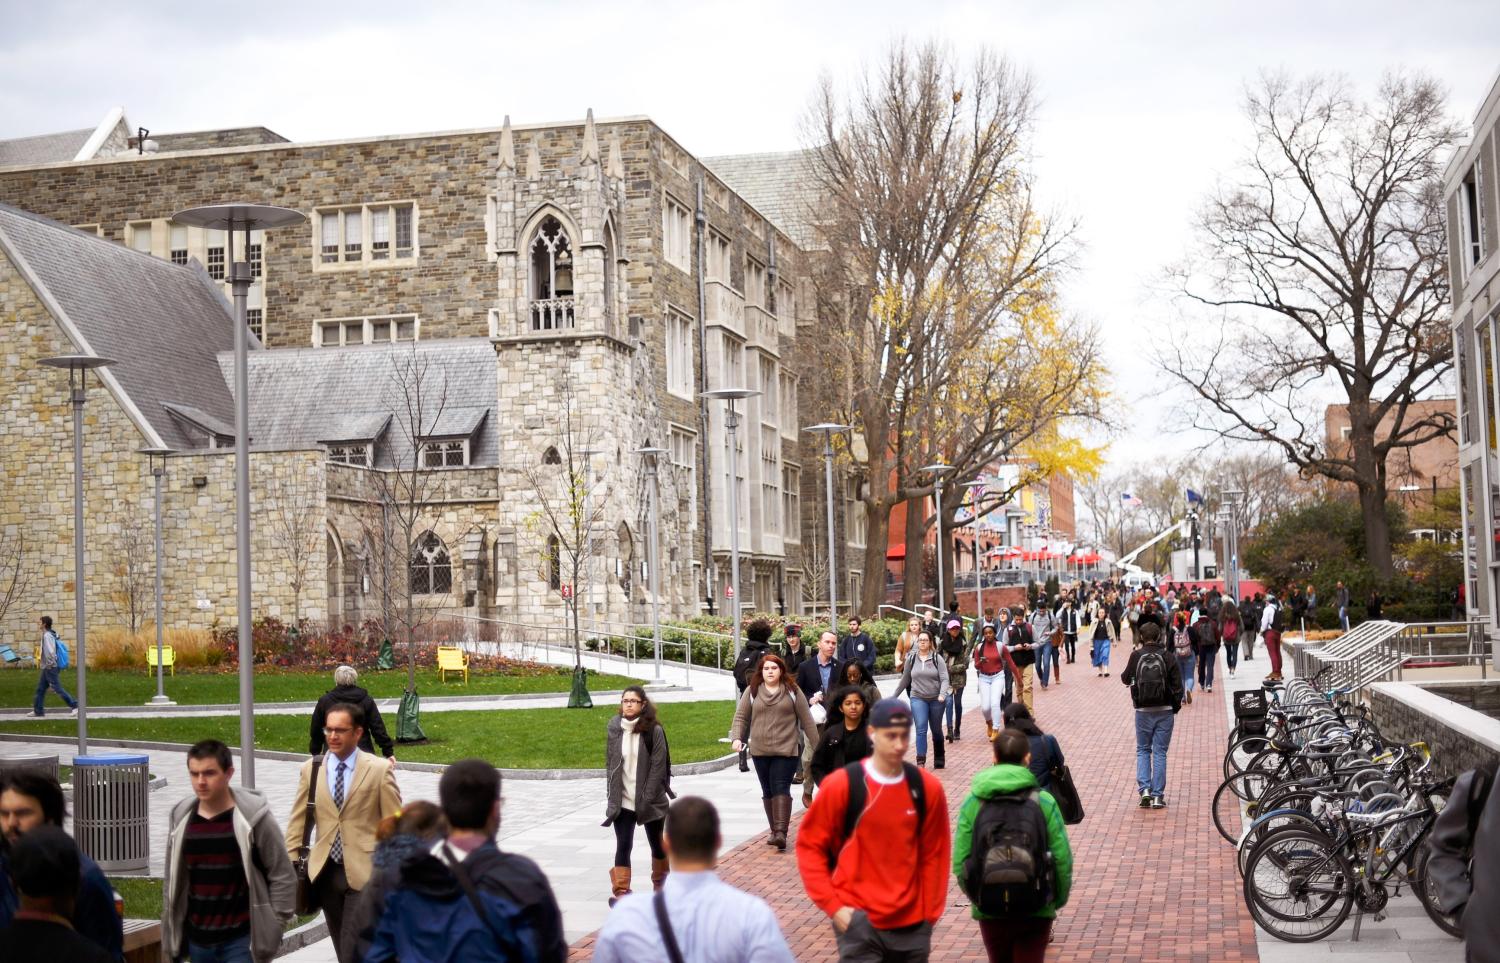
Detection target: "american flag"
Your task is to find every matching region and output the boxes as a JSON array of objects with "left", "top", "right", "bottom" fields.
[{"left": 1121, "top": 492, "right": 1144, "bottom": 509}]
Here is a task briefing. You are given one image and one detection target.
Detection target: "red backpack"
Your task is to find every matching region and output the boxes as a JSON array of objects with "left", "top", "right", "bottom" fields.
[{"left": 1221, "top": 617, "right": 1240, "bottom": 642}]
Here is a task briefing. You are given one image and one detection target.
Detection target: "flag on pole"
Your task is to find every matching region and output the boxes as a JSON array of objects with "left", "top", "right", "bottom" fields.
[
  {"left": 1121, "top": 492, "right": 1143, "bottom": 509},
  {"left": 1186, "top": 488, "right": 1204, "bottom": 506}
]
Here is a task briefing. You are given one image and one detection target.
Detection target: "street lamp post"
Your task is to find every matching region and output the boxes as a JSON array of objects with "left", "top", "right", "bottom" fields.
[
  {"left": 921, "top": 464, "right": 955, "bottom": 614},
  {"left": 173, "top": 204, "right": 305, "bottom": 788},
  {"left": 38, "top": 354, "right": 116, "bottom": 755},
  {"left": 139, "top": 447, "right": 176, "bottom": 706},
  {"left": 702, "top": 389, "right": 759, "bottom": 659},
  {"left": 804, "top": 424, "right": 851, "bottom": 627},
  {"left": 1220, "top": 488, "right": 1245, "bottom": 600},
  {"left": 634, "top": 446, "right": 669, "bottom": 687},
  {"left": 966, "top": 480, "right": 987, "bottom": 624}
]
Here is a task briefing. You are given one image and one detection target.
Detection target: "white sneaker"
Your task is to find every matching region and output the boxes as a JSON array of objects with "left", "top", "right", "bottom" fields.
[{"left": 27, "top": 712, "right": 44, "bottom": 719}]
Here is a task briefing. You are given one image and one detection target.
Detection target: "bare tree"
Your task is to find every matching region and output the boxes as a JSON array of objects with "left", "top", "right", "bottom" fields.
[
  {"left": 263, "top": 473, "right": 323, "bottom": 624},
  {"left": 108, "top": 509, "right": 152, "bottom": 633},
  {"left": 1163, "top": 71, "right": 1460, "bottom": 577},
  {"left": 520, "top": 375, "right": 610, "bottom": 691},
  {"left": 804, "top": 40, "right": 1079, "bottom": 614},
  {"left": 0, "top": 530, "right": 32, "bottom": 632}
]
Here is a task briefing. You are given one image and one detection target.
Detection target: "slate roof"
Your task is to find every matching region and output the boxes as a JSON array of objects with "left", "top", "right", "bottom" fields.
[
  {"left": 0, "top": 202, "right": 241, "bottom": 451},
  {"left": 0, "top": 128, "right": 94, "bottom": 166},
  {"left": 228, "top": 340, "right": 499, "bottom": 468},
  {"left": 704, "top": 149, "right": 822, "bottom": 249}
]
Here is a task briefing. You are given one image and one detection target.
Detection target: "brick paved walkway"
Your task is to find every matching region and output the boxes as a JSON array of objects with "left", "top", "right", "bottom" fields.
[{"left": 571, "top": 637, "right": 1261, "bottom": 960}]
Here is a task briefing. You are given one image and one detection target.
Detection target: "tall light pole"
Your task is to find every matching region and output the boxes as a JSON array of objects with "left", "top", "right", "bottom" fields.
[
  {"left": 38, "top": 354, "right": 115, "bottom": 755},
  {"left": 634, "top": 446, "right": 668, "bottom": 686},
  {"left": 804, "top": 423, "right": 851, "bottom": 627},
  {"left": 174, "top": 204, "right": 305, "bottom": 788},
  {"left": 139, "top": 447, "right": 176, "bottom": 706},
  {"left": 1221, "top": 488, "right": 1244, "bottom": 600},
  {"left": 702, "top": 389, "right": 759, "bottom": 658},
  {"left": 921, "top": 464, "right": 955, "bottom": 614},
  {"left": 578, "top": 447, "right": 603, "bottom": 654},
  {"left": 966, "top": 479, "right": 987, "bottom": 623}
]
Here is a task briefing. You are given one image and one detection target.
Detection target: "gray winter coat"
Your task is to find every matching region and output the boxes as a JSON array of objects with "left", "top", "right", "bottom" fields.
[
  {"left": 163, "top": 786, "right": 296, "bottom": 963},
  {"left": 604, "top": 716, "right": 671, "bottom": 824}
]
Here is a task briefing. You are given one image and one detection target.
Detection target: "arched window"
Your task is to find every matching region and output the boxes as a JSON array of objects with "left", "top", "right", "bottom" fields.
[
  {"left": 602, "top": 220, "right": 618, "bottom": 328},
  {"left": 326, "top": 527, "right": 344, "bottom": 620},
  {"left": 542, "top": 445, "right": 562, "bottom": 465},
  {"left": 529, "top": 215, "right": 574, "bottom": 331},
  {"left": 409, "top": 531, "right": 452, "bottom": 596},
  {"left": 546, "top": 534, "right": 562, "bottom": 591}
]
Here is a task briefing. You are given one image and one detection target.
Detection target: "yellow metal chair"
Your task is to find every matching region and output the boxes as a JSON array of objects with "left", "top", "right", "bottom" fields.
[
  {"left": 436, "top": 645, "right": 469, "bottom": 685},
  {"left": 146, "top": 644, "right": 176, "bottom": 676}
]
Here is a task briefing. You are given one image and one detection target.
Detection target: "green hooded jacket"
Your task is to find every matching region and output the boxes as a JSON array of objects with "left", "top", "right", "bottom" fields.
[{"left": 951, "top": 762, "right": 1073, "bottom": 920}]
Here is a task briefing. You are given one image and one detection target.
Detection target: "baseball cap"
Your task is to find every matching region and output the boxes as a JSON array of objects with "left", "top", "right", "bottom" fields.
[
  {"left": 9, "top": 825, "right": 80, "bottom": 899},
  {"left": 869, "top": 698, "right": 913, "bottom": 729},
  {"left": 946, "top": 619, "right": 962, "bottom": 629}
]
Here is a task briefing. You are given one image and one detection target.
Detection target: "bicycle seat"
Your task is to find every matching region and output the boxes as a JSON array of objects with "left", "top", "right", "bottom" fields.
[
  {"left": 1262, "top": 681, "right": 1285, "bottom": 691},
  {"left": 1270, "top": 738, "right": 1300, "bottom": 754}
]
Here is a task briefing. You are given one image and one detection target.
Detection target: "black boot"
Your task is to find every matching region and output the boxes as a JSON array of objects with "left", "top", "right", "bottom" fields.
[
  {"left": 953, "top": 721, "right": 961, "bottom": 741},
  {"left": 738, "top": 748, "right": 749, "bottom": 773},
  {"left": 934, "top": 744, "right": 945, "bottom": 770}
]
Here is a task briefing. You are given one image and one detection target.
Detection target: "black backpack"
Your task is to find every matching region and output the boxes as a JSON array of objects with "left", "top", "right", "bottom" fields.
[
  {"left": 1269, "top": 602, "right": 1284, "bottom": 633},
  {"left": 733, "top": 647, "right": 765, "bottom": 690},
  {"left": 1131, "top": 649, "right": 1170, "bottom": 708},
  {"left": 963, "top": 789, "right": 1054, "bottom": 917}
]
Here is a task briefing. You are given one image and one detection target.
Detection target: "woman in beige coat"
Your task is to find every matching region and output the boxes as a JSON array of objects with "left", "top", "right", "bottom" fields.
[{"left": 730, "top": 653, "right": 820, "bottom": 851}]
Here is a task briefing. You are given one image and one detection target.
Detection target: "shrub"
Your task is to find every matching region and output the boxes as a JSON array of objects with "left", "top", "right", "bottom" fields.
[{"left": 89, "top": 625, "right": 221, "bottom": 670}]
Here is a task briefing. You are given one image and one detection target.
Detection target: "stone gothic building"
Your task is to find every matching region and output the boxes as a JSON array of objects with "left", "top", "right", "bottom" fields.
[{"left": 0, "top": 108, "right": 867, "bottom": 641}]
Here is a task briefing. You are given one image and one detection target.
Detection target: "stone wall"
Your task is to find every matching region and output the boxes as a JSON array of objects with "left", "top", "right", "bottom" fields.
[
  {"left": 1420, "top": 679, "right": 1500, "bottom": 720},
  {"left": 1368, "top": 681, "right": 1500, "bottom": 780}
]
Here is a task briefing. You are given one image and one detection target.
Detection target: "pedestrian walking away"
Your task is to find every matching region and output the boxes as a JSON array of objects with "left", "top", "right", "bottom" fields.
[
  {"left": 593, "top": 796, "right": 795, "bottom": 962},
  {"left": 1335, "top": 580, "right": 1351, "bottom": 632},
  {"left": 1169, "top": 611, "right": 1196, "bottom": 706},
  {"left": 838, "top": 616, "right": 877, "bottom": 674},
  {"left": 952, "top": 728, "right": 1073, "bottom": 963},
  {"left": 892, "top": 631, "right": 951, "bottom": 769},
  {"left": 1191, "top": 604, "right": 1219, "bottom": 692},
  {"left": 0, "top": 770, "right": 123, "bottom": 959},
  {"left": 1001, "top": 703, "right": 1066, "bottom": 793},
  {"left": 1120, "top": 622, "right": 1184, "bottom": 809},
  {"left": 0, "top": 826, "right": 111, "bottom": 963},
  {"left": 1090, "top": 597, "right": 1116, "bottom": 677},
  {"left": 796, "top": 698, "right": 951, "bottom": 962},
  {"left": 29, "top": 615, "right": 77, "bottom": 718},
  {"left": 973, "top": 623, "right": 1019, "bottom": 742},
  {"left": 810, "top": 685, "right": 875, "bottom": 787},
  {"left": 347, "top": 802, "right": 449, "bottom": 963},
  {"left": 939, "top": 619, "right": 972, "bottom": 743},
  {"left": 163, "top": 740, "right": 297, "bottom": 963},
  {"left": 283, "top": 702, "right": 401, "bottom": 962},
  {"left": 602, "top": 685, "right": 674, "bottom": 906},
  {"left": 309, "top": 665, "right": 397, "bottom": 765},
  {"left": 730, "top": 653, "right": 820, "bottom": 851},
  {"left": 1220, "top": 598, "right": 1241, "bottom": 679},
  {"left": 363, "top": 759, "right": 567, "bottom": 963}
]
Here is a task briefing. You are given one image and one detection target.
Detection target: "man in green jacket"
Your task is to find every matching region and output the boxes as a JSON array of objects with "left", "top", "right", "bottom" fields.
[{"left": 951, "top": 728, "right": 1073, "bottom": 961}]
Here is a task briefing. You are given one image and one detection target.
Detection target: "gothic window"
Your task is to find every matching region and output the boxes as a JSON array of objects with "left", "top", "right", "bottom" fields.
[
  {"left": 529, "top": 215, "right": 575, "bottom": 331},
  {"left": 410, "top": 531, "right": 452, "bottom": 596},
  {"left": 603, "top": 221, "right": 618, "bottom": 328},
  {"left": 546, "top": 535, "right": 562, "bottom": 590},
  {"left": 542, "top": 446, "right": 562, "bottom": 465}
]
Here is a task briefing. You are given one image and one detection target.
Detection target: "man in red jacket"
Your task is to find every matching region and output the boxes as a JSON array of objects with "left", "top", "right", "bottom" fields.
[{"left": 796, "top": 698, "right": 951, "bottom": 961}]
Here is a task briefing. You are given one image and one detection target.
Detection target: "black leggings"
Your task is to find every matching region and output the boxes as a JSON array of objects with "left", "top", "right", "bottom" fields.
[
  {"left": 1063, "top": 634, "right": 1077, "bottom": 662},
  {"left": 612, "top": 808, "right": 665, "bottom": 866}
]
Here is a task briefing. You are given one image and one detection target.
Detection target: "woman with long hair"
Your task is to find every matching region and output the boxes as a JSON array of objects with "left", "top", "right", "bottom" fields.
[
  {"left": 840, "top": 658, "right": 881, "bottom": 710},
  {"left": 809, "top": 684, "right": 874, "bottom": 786},
  {"left": 1220, "top": 598, "right": 1241, "bottom": 679},
  {"left": 350, "top": 801, "right": 449, "bottom": 960},
  {"left": 604, "top": 684, "right": 672, "bottom": 904},
  {"left": 939, "top": 618, "right": 972, "bottom": 743},
  {"left": 730, "top": 653, "right": 819, "bottom": 851},
  {"left": 1002, "top": 702, "right": 1066, "bottom": 792},
  {"left": 895, "top": 616, "right": 923, "bottom": 668},
  {"left": 893, "top": 630, "right": 951, "bottom": 769}
]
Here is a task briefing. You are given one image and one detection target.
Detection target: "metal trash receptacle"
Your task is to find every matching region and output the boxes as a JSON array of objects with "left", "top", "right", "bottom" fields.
[
  {"left": 0, "top": 753, "right": 59, "bottom": 783},
  {"left": 72, "top": 754, "right": 150, "bottom": 872}
]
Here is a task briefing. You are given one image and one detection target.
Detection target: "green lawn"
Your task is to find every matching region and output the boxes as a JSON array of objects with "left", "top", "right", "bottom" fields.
[
  {"left": 109, "top": 876, "right": 314, "bottom": 928},
  {"left": 0, "top": 700, "right": 736, "bottom": 769},
  {"left": 0, "top": 665, "right": 640, "bottom": 710}
]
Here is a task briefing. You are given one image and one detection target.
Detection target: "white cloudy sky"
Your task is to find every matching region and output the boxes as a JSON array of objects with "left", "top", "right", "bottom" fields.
[{"left": 3, "top": 0, "right": 1498, "bottom": 465}]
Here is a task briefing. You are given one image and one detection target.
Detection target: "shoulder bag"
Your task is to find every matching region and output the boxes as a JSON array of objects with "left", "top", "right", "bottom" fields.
[
  {"left": 654, "top": 890, "right": 687, "bottom": 963},
  {"left": 293, "top": 758, "right": 323, "bottom": 914},
  {"left": 1045, "top": 736, "right": 1084, "bottom": 825}
]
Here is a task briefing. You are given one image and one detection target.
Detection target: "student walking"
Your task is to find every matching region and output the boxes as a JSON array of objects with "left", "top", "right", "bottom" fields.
[
  {"left": 1169, "top": 612, "right": 1196, "bottom": 706},
  {"left": 1002, "top": 703, "right": 1066, "bottom": 793},
  {"left": 1220, "top": 599, "right": 1241, "bottom": 679},
  {"left": 795, "top": 631, "right": 844, "bottom": 799},
  {"left": 809, "top": 686, "right": 874, "bottom": 787},
  {"left": 838, "top": 617, "right": 877, "bottom": 673},
  {"left": 309, "top": 666, "right": 396, "bottom": 764},
  {"left": 973, "top": 623, "right": 1019, "bottom": 741},
  {"left": 1090, "top": 598, "right": 1116, "bottom": 677},
  {"left": 893, "top": 631, "right": 951, "bottom": 769},
  {"left": 1028, "top": 598, "right": 1059, "bottom": 689},
  {"left": 29, "top": 616, "right": 76, "bottom": 718},
  {"left": 348, "top": 803, "right": 449, "bottom": 963},
  {"left": 796, "top": 698, "right": 950, "bottom": 962},
  {"left": 593, "top": 796, "right": 795, "bottom": 962},
  {"left": 1260, "top": 593, "right": 1285, "bottom": 682},
  {"left": 603, "top": 685, "right": 673, "bottom": 906},
  {"left": 1120, "top": 623, "right": 1184, "bottom": 809},
  {"left": 730, "top": 654, "right": 820, "bottom": 851},
  {"left": 940, "top": 619, "right": 972, "bottom": 743},
  {"left": 0, "top": 827, "right": 112, "bottom": 963},
  {"left": 952, "top": 728, "right": 1073, "bottom": 963},
  {"left": 1005, "top": 609, "right": 1037, "bottom": 712},
  {"left": 163, "top": 740, "right": 297, "bottom": 963},
  {"left": 1057, "top": 596, "right": 1080, "bottom": 665},
  {"left": 1192, "top": 606, "right": 1220, "bottom": 692},
  {"left": 840, "top": 660, "right": 882, "bottom": 715},
  {"left": 895, "top": 616, "right": 924, "bottom": 668}
]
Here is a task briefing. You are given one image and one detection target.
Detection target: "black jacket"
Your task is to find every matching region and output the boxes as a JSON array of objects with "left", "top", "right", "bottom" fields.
[
  {"left": 809, "top": 721, "right": 873, "bottom": 785},
  {"left": 782, "top": 639, "right": 809, "bottom": 674},
  {"left": 795, "top": 656, "right": 843, "bottom": 704},
  {"left": 732, "top": 639, "right": 772, "bottom": 692},
  {"left": 1120, "top": 642, "right": 1184, "bottom": 712},
  {"left": 310, "top": 684, "right": 395, "bottom": 757},
  {"left": 837, "top": 632, "right": 876, "bottom": 671},
  {"left": 1427, "top": 763, "right": 1498, "bottom": 958}
]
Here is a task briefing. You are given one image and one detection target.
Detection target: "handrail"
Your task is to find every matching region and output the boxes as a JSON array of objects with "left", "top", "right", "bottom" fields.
[{"left": 435, "top": 611, "right": 737, "bottom": 678}]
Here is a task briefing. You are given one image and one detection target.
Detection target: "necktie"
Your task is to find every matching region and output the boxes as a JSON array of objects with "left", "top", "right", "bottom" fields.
[{"left": 330, "top": 760, "right": 347, "bottom": 863}]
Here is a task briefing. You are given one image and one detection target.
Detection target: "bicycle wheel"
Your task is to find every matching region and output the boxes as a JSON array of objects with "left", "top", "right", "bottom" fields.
[
  {"left": 1243, "top": 828, "right": 1353, "bottom": 942},
  {"left": 1409, "top": 846, "right": 1464, "bottom": 938},
  {"left": 1224, "top": 733, "right": 1272, "bottom": 781},
  {"left": 1213, "top": 771, "right": 1268, "bottom": 843},
  {"left": 1237, "top": 809, "right": 1324, "bottom": 877}
]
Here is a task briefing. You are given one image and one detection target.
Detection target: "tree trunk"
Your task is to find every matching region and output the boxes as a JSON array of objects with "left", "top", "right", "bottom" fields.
[
  {"left": 901, "top": 498, "right": 925, "bottom": 610},
  {"left": 859, "top": 500, "right": 892, "bottom": 619},
  {"left": 1357, "top": 480, "right": 1395, "bottom": 580}
]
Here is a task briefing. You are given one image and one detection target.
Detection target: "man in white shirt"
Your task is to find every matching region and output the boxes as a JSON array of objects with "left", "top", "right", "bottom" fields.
[{"left": 594, "top": 796, "right": 793, "bottom": 963}]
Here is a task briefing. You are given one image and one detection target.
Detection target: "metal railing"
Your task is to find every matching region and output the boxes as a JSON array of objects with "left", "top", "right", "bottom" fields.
[{"left": 1303, "top": 618, "right": 1493, "bottom": 694}]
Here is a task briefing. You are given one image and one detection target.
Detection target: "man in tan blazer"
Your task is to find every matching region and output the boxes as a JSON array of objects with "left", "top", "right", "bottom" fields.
[{"left": 285, "top": 702, "right": 400, "bottom": 962}]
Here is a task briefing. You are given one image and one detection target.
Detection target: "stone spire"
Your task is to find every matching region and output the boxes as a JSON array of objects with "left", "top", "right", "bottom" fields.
[
  {"left": 526, "top": 138, "right": 541, "bottom": 180},
  {"left": 498, "top": 115, "right": 515, "bottom": 172},
  {"left": 607, "top": 131, "right": 624, "bottom": 180},
  {"left": 581, "top": 108, "right": 599, "bottom": 165}
]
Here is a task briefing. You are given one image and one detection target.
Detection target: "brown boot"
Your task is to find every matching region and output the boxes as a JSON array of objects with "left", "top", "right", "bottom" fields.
[
  {"left": 651, "top": 857, "right": 670, "bottom": 891},
  {"left": 802, "top": 781, "right": 815, "bottom": 808},
  {"left": 771, "top": 795, "right": 793, "bottom": 851},
  {"left": 608, "top": 866, "right": 632, "bottom": 907},
  {"left": 986, "top": 722, "right": 996, "bottom": 741},
  {"left": 763, "top": 797, "right": 776, "bottom": 845}
]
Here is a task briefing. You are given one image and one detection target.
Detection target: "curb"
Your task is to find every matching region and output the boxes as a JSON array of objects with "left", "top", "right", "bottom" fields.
[
  {"left": 0, "top": 732, "right": 741, "bottom": 781},
  {"left": 277, "top": 916, "right": 330, "bottom": 958}
]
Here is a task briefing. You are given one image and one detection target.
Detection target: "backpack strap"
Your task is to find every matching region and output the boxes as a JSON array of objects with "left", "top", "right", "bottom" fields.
[
  {"left": 836, "top": 761, "right": 927, "bottom": 867},
  {"left": 653, "top": 890, "right": 687, "bottom": 963},
  {"left": 445, "top": 845, "right": 518, "bottom": 954}
]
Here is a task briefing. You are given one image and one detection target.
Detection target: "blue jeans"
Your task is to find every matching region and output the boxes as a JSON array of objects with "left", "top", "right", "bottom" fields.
[
  {"left": 1135, "top": 710, "right": 1175, "bottom": 798},
  {"left": 1037, "top": 640, "right": 1055, "bottom": 686},
  {"left": 1198, "top": 646, "right": 1217, "bottom": 688},
  {"left": 33, "top": 666, "right": 76, "bottom": 715},
  {"left": 1339, "top": 606, "right": 1349, "bottom": 631},
  {"left": 188, "top": 934, "right": 253, "bottom": 963},
  {"left": 910, "top": 697, "right": 944, "bottom": 759},
  {"left": 1177, "top": 651, "right": 1196, "bottom": 693},
  {"left": 751, "top": 754, "right": 799, "bottom": 798},
  {"left": 944, "top": 686, "right": 965, "bottom": 731},
  {"left": 1223, "top": 635, "right": 1239, "bottom": 671}
]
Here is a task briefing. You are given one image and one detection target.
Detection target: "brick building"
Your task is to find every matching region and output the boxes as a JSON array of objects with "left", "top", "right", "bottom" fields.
[{"left": 0, "top": 108, "right": 865, "bottom": 640}]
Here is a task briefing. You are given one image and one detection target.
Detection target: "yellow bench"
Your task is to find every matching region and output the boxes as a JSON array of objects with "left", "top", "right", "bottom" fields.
[
  {"left": 146, "top": 644, "right": 176, "bottom": 675},
  {"left": 436, "top": 646, "right": 468, "bottom": 685}
]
